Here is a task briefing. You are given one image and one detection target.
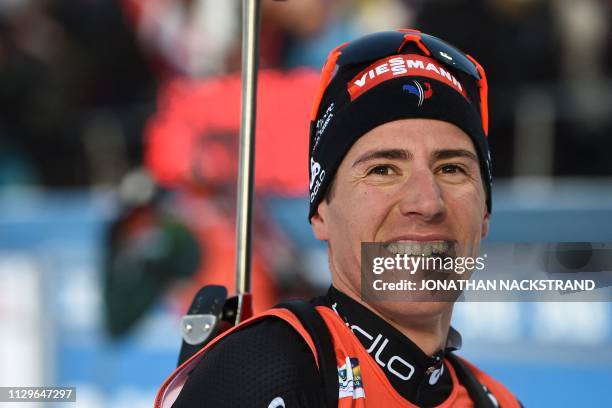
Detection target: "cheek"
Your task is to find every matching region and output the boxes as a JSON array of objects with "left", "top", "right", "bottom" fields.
[
  {"left": 332, "top": 172, "right": 404, "bottom": 236},
  {"left": 442, "top": 181, "right": 486, "bottom": 215},
  {"left": 443, "top": 186, "right": 486, "bottom": 239},
  {"left": 352, "top": 186, "right": 398, "bottom": 238}
]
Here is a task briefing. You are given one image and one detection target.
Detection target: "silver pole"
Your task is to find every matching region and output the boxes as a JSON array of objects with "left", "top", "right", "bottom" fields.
[{"left": 235, "top": 0, "right": 260, "bottom": 300}]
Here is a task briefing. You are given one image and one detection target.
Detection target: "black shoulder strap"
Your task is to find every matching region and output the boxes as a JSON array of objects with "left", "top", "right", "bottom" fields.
[
  {"left": 275, "top": 300, "right": 339, "bottom": 408},
  {"left": 446, "top": 353, "right": 497, "bottom": 408}
]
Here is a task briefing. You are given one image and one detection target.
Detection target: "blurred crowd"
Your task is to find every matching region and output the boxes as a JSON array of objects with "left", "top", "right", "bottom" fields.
[
  {"left": 0, "top": 0, "right": 610, "bottom": 189},
  {"left": 1, "top": 0, "right": 611, "bottom": 334}
]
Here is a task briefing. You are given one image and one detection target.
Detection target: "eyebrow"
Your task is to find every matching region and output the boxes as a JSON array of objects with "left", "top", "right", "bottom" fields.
[
  {"left": 351, "top": 148, "right": 478, "bottom": 167},
  {"left": 431, "top": 149, "right": 479, "bottom": 164},
  {"left": 352, "top": 149, "right": 411, "bottom": 167}
]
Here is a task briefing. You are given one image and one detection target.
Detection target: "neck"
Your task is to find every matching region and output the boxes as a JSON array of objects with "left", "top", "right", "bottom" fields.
[
  {"left": 333, "top": 276, "right": 453, "bottom": 356},
  {"left": 380, "top": 306, "right": 453, "bottom": 356}
]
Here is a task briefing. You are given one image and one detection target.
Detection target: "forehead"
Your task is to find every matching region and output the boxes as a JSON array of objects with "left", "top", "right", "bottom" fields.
[{"left": 347, "top": 118, "right": 476, "bottom": 157}]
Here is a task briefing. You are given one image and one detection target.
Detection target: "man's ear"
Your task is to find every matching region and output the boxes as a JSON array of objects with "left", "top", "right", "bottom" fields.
[
  {"left": 311, "top": 201, "right": 329, "bottom": 241},
  {"left": 481, "top": 211, "right": 490, "bottom": 239}
]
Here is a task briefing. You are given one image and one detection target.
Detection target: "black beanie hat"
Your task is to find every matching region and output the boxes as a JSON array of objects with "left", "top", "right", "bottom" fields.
[{"left": 308, "top": 35, "right": 492, "bottom": 221}]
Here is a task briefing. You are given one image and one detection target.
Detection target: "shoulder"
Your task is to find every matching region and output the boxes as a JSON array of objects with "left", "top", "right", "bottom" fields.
[
  {"left": 457, "top": 356, "right": 523, "bottom": 408},
  {"left": 172, "top": 316, "right": 324, "bottom": 408}
]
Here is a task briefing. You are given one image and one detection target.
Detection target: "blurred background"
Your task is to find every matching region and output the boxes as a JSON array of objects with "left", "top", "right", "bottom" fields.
[{"left": 0, "top": 0, "right": 611, "bottom": 406}]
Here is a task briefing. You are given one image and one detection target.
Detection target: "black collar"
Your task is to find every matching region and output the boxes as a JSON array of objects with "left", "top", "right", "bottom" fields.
[{"left": 314, "top": 286, "right": 462, "bottom": 406}]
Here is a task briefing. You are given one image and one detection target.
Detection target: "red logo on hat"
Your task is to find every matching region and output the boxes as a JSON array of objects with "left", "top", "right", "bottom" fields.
[{"left": 348, "top": 54, "right": 467, "bottom": 101}]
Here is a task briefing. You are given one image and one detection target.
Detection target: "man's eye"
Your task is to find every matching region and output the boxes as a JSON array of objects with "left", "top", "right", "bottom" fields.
[
  {"left": 367, "top": 165, "right": 393, "bottom": 176},
  {"left": 439, "top": 164, "right": 467, "bottom": 175}
]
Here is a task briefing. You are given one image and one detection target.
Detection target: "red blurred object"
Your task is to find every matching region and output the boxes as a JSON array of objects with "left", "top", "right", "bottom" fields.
[
  {"left": 171, "top": 193, "right": 280, "bottom": 314},
  {"left": 143, "top": 68, "right": 319, "bottom": 314},
  {"left": 145, "top": 68, "right": 319, "bottom": 195}
]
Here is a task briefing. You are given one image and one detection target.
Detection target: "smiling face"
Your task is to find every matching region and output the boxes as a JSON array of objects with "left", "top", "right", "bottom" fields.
[{"left": 311, "top": 118, "right": 490, "bottom": 322}]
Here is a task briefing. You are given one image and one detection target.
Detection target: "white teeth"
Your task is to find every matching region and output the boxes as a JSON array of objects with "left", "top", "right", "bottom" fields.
[
  {"left": 384, "top": 241, "right": 450, "bottom": 256},
  {"left": 433, "top": 242, "right": 447, "bottom": 254}
]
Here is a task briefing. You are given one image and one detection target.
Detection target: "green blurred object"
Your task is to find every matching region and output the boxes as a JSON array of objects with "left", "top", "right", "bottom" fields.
[{"left": 104, "top": 203, "right": 201, "bottom": 337}]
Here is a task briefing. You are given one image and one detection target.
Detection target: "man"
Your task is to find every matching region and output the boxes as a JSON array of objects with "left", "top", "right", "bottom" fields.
[{"left": 160, "top": 29, "right": 521, "bottom": 407}]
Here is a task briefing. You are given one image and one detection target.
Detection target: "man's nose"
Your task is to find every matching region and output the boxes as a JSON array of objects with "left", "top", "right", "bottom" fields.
[{"left": 397, "top": 168, "right": 446, "bottom": 221}]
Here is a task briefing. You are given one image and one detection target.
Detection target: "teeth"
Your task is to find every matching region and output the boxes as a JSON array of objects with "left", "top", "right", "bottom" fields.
[
  {"left": 384, "top": 241, "right": 450, "bottom": 256},
  {"left": 433, "top": 242, "right": 447, "bottom": 254}
]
